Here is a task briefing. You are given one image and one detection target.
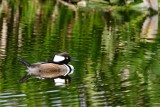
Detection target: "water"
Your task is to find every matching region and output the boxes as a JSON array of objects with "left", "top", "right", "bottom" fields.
[{"left": 0, "top": 0, "right": 160, "bottom": 107}]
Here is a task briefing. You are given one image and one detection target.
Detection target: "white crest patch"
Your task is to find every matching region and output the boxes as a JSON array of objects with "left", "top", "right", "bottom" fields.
[{"left": 53, "top": 55, "right": 65, "bottom": 62}]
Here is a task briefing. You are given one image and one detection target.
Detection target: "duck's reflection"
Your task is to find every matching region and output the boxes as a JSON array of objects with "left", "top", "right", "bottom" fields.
[
  {"left": 53, "top": 76, "right": 71, "bottom": 86},
  {"left": 19, "top": 75, "right": 71, "bottom": 86}
]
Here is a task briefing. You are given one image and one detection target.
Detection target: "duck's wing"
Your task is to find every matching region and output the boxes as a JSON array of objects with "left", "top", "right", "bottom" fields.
[{"left": 38, "top": 63, "right": 68, "bottom": 78}]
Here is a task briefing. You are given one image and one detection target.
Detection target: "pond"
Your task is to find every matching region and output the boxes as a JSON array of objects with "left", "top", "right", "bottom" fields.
[{"left": 0, "top": 0, "right": 160, "bottom": 107}]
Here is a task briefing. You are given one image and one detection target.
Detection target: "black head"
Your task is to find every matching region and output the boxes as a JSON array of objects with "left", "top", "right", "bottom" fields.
[{"left": 52, "top": 52, "right": 71, "bottom": 64}]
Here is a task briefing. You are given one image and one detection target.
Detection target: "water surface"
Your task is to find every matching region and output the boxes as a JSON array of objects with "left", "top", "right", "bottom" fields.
[{"left": 0, "top": 0, "right": 160, "bottom": 107}]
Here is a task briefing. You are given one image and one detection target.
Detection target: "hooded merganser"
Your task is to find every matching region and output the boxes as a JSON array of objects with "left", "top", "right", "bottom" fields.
[{"left": 19, "top": 52, "right": 75, "bottom": 83}]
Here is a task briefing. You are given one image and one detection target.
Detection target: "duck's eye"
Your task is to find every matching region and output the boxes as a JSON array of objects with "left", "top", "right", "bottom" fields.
[{"left": 65, "top": 57, "right": 68, "bottom": 59}]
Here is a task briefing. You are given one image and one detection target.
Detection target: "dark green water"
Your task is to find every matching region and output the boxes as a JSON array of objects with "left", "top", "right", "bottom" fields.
[{"left": 0, "top": 0, "right": 160, "bottom": 107}]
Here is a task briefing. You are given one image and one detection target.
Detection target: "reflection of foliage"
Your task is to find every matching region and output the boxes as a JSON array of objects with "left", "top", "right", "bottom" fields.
[{"left": 0, "top": 0, "right": 160, "bottom": 107}]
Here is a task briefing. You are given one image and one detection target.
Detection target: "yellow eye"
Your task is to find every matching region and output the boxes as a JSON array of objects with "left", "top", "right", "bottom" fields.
[{"left": 65, "top": 57, "right": 68, "bottom": 59}]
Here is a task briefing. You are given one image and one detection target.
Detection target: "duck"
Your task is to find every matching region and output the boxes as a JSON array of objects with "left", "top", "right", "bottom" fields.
[{"left": 18, "top": 52, "right": 75, "bottom": 83}]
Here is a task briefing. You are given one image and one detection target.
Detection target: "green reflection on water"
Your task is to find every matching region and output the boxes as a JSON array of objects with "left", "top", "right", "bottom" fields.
[{"left": 0, "top": 0, "right": 160, "bottom": 107}]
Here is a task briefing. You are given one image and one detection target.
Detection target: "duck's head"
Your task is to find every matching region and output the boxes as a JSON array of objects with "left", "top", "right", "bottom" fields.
[{"left": 53, "top": 52, "right": 72, "bottom": 64}]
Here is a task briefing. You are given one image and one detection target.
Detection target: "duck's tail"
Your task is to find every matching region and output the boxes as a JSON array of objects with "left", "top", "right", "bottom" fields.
[{"left": 18, "top": 58, "right": 31, "bottom": 67}]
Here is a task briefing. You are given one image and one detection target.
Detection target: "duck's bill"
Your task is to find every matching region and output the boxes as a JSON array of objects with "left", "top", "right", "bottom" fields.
[{"left": 71, "top": 59, "right": 79, "bottom": 62}]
